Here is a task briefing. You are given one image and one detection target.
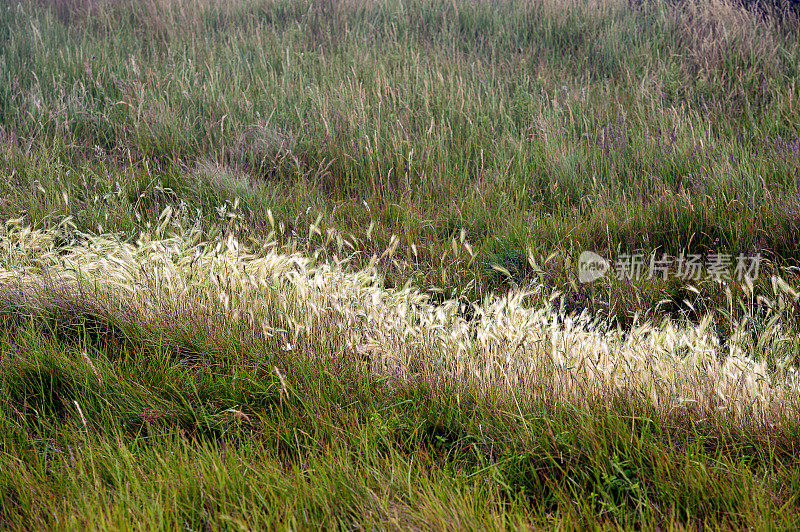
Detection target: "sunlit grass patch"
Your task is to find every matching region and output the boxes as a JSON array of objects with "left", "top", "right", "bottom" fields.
[{"left": 3, "top": 219, "right": 799, "bottom": 427}]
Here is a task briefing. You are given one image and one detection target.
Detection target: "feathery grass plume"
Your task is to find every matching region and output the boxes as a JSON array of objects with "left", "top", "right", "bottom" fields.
[{"left": 1, "top": 221, "right": 798, "bottom": 426}]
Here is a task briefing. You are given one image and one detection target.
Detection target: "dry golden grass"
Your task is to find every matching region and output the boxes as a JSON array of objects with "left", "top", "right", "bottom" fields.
[{"left": 2, "top": 214, "right": 798, "bottom": 427}]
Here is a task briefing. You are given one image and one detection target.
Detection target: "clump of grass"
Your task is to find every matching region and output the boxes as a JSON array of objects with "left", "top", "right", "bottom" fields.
[{"left": 3, "top": 220, "right": 799, "bottom": 425}]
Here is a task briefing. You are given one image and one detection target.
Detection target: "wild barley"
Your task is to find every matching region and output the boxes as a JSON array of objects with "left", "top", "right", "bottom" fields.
[{"left": 0, "top": 221, "right": 798, "bottom": 425}]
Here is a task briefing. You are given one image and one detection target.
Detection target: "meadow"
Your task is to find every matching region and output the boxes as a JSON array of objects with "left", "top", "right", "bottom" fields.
[{"left": 2, "top": 0, "right": 800, "bottom": 528}]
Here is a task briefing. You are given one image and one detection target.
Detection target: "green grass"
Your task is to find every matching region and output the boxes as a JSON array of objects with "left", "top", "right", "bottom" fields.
[
  {"left": 2, "top": 0, "right": 800, "bottom": 528},
  {"left": 3, "top": 315, "right": 800, "bottom": 529},
  {"left": 2, "top": 0, "right": 800, "bottom": 316}
]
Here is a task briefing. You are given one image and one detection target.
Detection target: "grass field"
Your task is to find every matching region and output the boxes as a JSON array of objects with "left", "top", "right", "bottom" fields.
[{"left": 2, "top": 0, "right": 800, "bottom": 528}]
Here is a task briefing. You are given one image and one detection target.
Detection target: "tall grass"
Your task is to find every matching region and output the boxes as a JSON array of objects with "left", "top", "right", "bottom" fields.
[
  {"left": 3, "top": 0, "right": 800, "bottom": 528},
  {"left": 2, "top": 219, "right": 800, "bottom": 528},
  {"left": 3, "top": 219, "right": 799, "bottom": 422},
  {"left": 2, "top": 0, "right": 800, "bottom": 315}
]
